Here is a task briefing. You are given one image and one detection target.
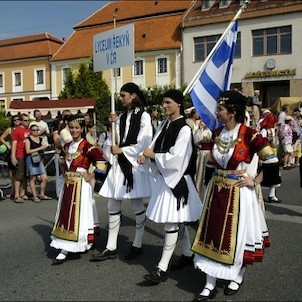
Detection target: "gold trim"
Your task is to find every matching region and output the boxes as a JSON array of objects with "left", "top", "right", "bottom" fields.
[
  {"left": 192, "top": 175, "right": 240, "bottom": 264},
  {"left": 51, "top": 173, "right": 82, "bottom": 241},
  {"left": 258, "top": 145, "right": 274, "bottom": 159}
]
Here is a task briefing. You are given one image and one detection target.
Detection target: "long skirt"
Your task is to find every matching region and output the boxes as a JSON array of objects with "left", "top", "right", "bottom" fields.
[
  {"left": 50, "top": 172, "right": 99, "bottom": 253},
  {"left": 193, "top": 174, "right": 270, "bottom": 280}
]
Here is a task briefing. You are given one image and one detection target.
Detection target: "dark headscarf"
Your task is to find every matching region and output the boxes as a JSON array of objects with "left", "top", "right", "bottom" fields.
[
  {"left": 120, "top": 82, "right": 146, "bottom": 107},
  {"left": 163, "top": 89, "right": 185, "bottom": 116},
  {"left": 217, "top": 90, "right": 247, "bottom": 123}
]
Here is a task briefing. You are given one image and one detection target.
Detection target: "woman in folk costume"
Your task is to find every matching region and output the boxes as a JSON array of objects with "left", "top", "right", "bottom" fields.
[
  {"left": 90, "top": 82, "right": 153, "bottom": 262},
  {"left": 192, "top": 90, "right": 279, "bottom": 301},
  {"left": 142, "top": 90, "right": 202, "bottom": 284},
  {"left": 258, "top": 110, "right": 282, "bottom": 203},
  {"left": 50, "top": 116, "right": 105, "bottom": 265}
]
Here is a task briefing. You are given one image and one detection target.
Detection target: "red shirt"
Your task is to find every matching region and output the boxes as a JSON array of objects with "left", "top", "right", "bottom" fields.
[{"left": 11, "top": 126, "right": 30, "bottom": 158}]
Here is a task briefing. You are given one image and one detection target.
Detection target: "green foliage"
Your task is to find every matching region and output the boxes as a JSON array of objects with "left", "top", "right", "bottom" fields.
[
  {"left": 139, "top": 84, "right": 193, "bottom": 119},
  {"left": 0, "top": 112, "right": 11, "bottom": 135},
  {"left": 58, "top": 60, "right": 194, "bottom": 126},
  {"left": 58, "top": 58, "right": 111, "bottom": 126},
  {"left": 141, "top": 84, "right": 192, "bottom": 109}
]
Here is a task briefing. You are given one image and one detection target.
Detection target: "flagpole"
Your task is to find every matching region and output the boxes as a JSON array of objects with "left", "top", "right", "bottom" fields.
[
  {"left": 148, "top": 118, "right": 169, "bottom": 148},
  {"left": 183, "top": 1, "right": 248, "bottom": 96}
]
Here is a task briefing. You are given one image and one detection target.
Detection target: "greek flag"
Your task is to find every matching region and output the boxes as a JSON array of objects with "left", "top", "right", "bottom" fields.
[{"left": 189, "top": 20, "right": 238, "bottom": 131}]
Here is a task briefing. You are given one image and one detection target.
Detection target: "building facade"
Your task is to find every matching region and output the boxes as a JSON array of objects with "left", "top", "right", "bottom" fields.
[
  {"left": 182, "top": 0, "right": 302, "bottom": 108},
  {"left": 0, "top": 33, "right": 64, "bottom": 111},
  {"left": 50, "top": 0, "right": 193, "bottom": 98}
]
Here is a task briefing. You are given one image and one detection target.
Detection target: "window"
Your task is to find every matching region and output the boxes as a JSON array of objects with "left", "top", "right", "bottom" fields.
[
  {"left": 158, "top": 57, "right": 167, "bottom": 74},
  {"left": 202, "top": 0, "right": 215, "bottom": 10},
  {"left": 0, "top": 99, "right": 4, "bottom": 111},
  {"left": 62, "top": 67, "right": 71, "bottom": 84},
  {"left": 220, "top": 0, "right": 231, "bottom": 8},
  {"left": 113, "top": 68, "right": 121, "bottom": 77},
  {"left": 252, "top": 26, "right": 291, "bottom": 56},
  {"left": 14, "top": 72, "right": 21, "bottom": 86},
  {"left": 134, "top": 60, "right": 144, "bottom": 75},
  {"left": 234, "top": 32, "right": 241, "bottom": 58},
  {"left": 34, "top": 68, "right": 45, "bottom": 91},
  {"left": 12, "top": 70, "right": 23, "bottom": 92},
  {"left": 0, "top": 73, "right": 4, "bottom": 94},
  {"left": 36, "top": 69, "right": 44, "bottom": 84},
  {"left": 194, "top": 34, "right": 220, "bottom": 62}
]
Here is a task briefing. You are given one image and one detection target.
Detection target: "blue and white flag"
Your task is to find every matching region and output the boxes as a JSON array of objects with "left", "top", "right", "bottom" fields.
[{"left": 189, "top": 20, "right": 238, "bottom": 131}]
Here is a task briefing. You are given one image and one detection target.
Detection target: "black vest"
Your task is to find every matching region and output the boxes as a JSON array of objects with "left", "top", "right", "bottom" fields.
[
  {"left": 117, "top": 108, "right": 144, "bottom": 192},
  {"left": 154, "top": 117, "right": 197, "bottom": 210}
]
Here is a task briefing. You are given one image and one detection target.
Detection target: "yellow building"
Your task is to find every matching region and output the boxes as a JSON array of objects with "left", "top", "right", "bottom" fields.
[
  {"left": 0, "top": 33, "right": 64, "bottom": 111},
  {"left": 50, "top": 1, "right": 193, "bottom": 98}
]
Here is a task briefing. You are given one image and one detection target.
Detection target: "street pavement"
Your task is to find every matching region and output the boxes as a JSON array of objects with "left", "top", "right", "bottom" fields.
[{"left": 0, "top": 166, "right": 301, "bottom": 301}]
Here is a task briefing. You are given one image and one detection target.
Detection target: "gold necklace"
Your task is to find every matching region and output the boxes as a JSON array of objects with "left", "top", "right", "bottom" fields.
[{"left": 215, "top": 136, "right": 240, "bottom": 154}]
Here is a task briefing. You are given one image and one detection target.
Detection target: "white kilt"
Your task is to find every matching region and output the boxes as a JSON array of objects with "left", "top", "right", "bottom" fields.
[{"left": 146, "top": 173, "right": 202, "bottom": 223}]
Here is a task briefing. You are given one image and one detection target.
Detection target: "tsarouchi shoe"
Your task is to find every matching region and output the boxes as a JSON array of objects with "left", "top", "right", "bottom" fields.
[
  {"left": 170, "top": 254, "right": 194, "bottom": 270},
  {"left": 144, "top": 268, "right": 168, "bottom": 284},
  {"left": 124, "top": 246, "right": 143, "bottom": 260},
  {"left": 89, "top": 248, "right": 118, "bottom": 262}
]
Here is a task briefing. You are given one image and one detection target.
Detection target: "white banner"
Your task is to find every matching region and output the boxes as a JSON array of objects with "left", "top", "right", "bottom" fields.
[{"left": 93, "top": 24, "right": 134, "bottom": 72}]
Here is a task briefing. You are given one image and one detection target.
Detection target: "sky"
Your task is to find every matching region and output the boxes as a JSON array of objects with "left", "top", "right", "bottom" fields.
[{"left": 0, "top": 1, "right": 110, "bottom": 41}]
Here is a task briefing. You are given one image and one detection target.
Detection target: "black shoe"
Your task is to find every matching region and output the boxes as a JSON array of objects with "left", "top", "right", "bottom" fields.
[
  {"left": 89, "top": 248, "right": 118, "bottom": 262},
  {"left": 193, "top": 288, "right": 218, "bottom": 301},
  {"left": 144, "top": 268, "right": 168, "bottom": 284},
  {"left": 51, "top": 258, "right": 66, "bottom": 265},
  {"left": 124, "top": 246, "right": 143, "bottom": 260},
  {"left": 224, "top": 281, "right": 242, "bottom": 296},
  {"left": 170, "top": 254, "right": 194, "bottom": 270},
  {"left": 268, "top": 196, "right": 282, "bottom": 203}
]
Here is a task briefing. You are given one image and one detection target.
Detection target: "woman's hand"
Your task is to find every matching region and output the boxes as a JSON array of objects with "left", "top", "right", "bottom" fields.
[
  {"left": 236, "top": 174, "right": 254, "bottom": 188},
  {"left": 79, "top": 171, "right": 93, "bottom": 182}
]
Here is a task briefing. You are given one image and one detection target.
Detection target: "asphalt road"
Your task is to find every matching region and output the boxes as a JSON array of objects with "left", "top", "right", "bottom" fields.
[{"left": 0, "top": 166, "right": 301, "bottom": 301}]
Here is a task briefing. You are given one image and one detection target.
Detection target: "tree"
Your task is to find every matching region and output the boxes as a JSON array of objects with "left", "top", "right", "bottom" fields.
[{"left": 58, "top": 59, "right": 111, "bottom": 127}]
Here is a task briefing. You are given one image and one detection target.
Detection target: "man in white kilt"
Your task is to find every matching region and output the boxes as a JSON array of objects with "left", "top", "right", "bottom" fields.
[
  {"left": 90, "top": 83, "right": 153, "bottom": 262},
  {"left": 142, "top": 89, "right": 202, "bottom": 284}
]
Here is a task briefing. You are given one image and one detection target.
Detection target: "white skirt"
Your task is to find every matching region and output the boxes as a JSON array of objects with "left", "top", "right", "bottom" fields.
[
  {"left": 194, "top": 186, "right": 269, "bottom": 280},
  {"left": 146, "top": 174, "right": 202, "bottom": 223},
  {"left": 99, "top": 162, "right": 151, "bottom": 200},
  {"left": 50, "top": 176, "right": 99, "bottom": 253}
]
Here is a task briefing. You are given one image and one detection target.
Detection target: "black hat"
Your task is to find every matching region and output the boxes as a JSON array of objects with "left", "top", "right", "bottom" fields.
[
  {"left": 120, "top": 82, "right": 146, "bottom": 105},
  {"left": 217, "top": 90, "right": 247, "bottom": 110},
  {"left": 121, "top": 82, "right": 140, "bottom": 94},
  {"left": 163, "top": 89, "right": 184, "bottom": 105}
]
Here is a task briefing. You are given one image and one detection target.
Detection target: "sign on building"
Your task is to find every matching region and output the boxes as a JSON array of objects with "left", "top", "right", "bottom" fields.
[{"left": 93, "top": 24, "right": 134, "bottom": 72}]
